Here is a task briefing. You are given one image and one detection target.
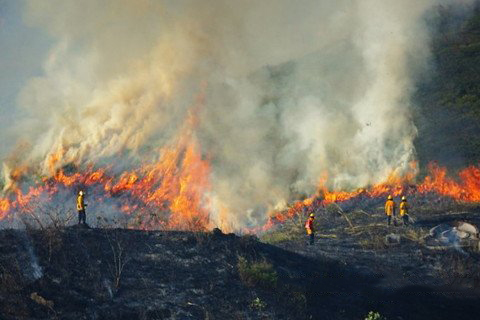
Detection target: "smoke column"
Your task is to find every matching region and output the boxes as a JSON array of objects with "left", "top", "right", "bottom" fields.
[{"left": 1, "top": 0, "right": 473, "bottom": 228}]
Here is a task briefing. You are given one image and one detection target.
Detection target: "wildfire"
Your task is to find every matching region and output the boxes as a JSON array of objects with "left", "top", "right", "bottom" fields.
[
  {"left": 1, "top": 123, "right": 480, "bottom": 232},
  {"left": 263, "top": 161, "right": 480, "bottom": 230},
  {"left": 0, "top": 106, "right": 212, "bottom": 231}
]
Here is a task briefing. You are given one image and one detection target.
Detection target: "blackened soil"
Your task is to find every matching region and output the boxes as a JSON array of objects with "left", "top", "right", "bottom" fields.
[
  {"left": 0, "top": 226, "right": 313, "bottom": 320},
  {"left": 1, "top": 214, "right": 480, "bottom": 320},
  {"left": 272, "top": 208, "right": 480, "bottom": 320}
]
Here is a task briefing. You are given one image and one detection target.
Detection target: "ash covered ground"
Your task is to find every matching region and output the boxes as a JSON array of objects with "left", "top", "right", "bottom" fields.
[
  {"left": 263, "top": 197, "right": 480, "bottom": 320},
  {"left": 1, "top": 198, "right": 480, "bottom": 319}
]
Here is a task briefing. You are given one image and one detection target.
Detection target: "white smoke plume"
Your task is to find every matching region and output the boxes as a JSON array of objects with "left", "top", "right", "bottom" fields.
[{"left": 2, "top": 0, "right": 474, "bottom": 227}]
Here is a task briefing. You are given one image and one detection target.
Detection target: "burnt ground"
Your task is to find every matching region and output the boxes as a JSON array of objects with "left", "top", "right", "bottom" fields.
[
  {"left": 265, "top": 203, "right": 480, "bottom": 320},
  {"left": 0, "top": 226, "right": 313, "bottom": 320},
  {"left": 0, "top": 206, "right": 479, "bottom": 320}
]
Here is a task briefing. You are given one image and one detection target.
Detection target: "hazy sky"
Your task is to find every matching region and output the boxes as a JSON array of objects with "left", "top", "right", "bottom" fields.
[{"left": 0, "top": 0, "right": 51, "bottom": 152}]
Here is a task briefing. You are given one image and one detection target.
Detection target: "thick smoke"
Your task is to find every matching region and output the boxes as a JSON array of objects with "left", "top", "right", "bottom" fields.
[{"left": 2, "top": 0, "right": 472, "bottom": 227}]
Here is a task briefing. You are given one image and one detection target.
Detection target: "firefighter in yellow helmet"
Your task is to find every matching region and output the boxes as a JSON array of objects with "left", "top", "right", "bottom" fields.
[
  {"left": 76, "top": 190, "right": 87, "bottom": 225},
  {"left": 399, "top": 196, "right": 409, "bottom": 226},
  {"left": 385, "top": 195, "right": 396, "bottom": 226},
  {"left": 305, "top": 213, "right": 315, "bottom": 245}
]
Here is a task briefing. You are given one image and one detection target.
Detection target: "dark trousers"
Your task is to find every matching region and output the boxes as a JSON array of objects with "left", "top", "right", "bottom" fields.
[
  {"left": 387, "top": 215, "right": 397, "bottom": 226},
  {"left": 309, "top": 233, "right": 315, "bottom": 245},
  {"left": 78, "top": 210, "right": 86, "bottom": 224},
  {"left": 402, "top": 215, "right": 409, "bottom": 226}
]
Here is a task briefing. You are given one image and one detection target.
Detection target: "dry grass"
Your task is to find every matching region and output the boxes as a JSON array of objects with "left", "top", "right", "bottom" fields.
[
  {"left": 104, "top": 230, "right": 131, "bottom": 291},
  {"left": 260, "top": 214, "right": 305, "bottom": 244},
  {"left": 403, "top": 228, "right": 428, "bottom": 244},
  {"left": 358, "top": 233, "right": 388, "bottom": 250}
]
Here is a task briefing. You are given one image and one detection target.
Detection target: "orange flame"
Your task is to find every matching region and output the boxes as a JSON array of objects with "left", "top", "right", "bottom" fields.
[
  {"left": 263, "top": 161, "right": 480, "bottom": 231},
  {"left": 0, "top": 102, "right": 212, "bottom": 230},
  {"left": 2, "top": 112, "right": 480, "bottom": 233}
]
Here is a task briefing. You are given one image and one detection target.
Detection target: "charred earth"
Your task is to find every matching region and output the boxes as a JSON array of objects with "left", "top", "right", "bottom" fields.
[{"left": 1, "top": 207, "right": 480, "bottom": 320}]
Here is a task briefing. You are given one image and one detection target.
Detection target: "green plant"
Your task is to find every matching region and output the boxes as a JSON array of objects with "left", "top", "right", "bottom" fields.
[
  {"left": 237, "top": 256, "right": 278, "bottom": 289},
  {"left": 250, "top": 297, "right": 267, "bottom": 310},
  {"left": 364, "top": 311, "right": 386, "bottom": 320}
]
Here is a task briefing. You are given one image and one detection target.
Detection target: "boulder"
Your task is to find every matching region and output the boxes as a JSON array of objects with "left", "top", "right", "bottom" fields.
[
  {"left": 456, "top": 222, "right": 479, "bottom": 238},
  {"left": 429, "top": 221, "right": 479, "bottom": 248}
]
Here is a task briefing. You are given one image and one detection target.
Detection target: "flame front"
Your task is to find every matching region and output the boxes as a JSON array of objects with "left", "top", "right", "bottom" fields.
[
  {"left": 260, "top": 162, "right": 480, "bottom": 231},
  {"left": 2, "top": 129, "right": 480, "bottom": 231},
  {"left": 0, "top": 110, "right": 211, "bottom": 231}
]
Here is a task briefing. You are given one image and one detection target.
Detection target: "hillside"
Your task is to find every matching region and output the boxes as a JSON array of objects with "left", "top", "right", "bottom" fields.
[
  {"left": 0, "top": 221, "right": 479, "bottom": 320},
  {"left": 414, "top": 2, "right": 480, "bottom": 171},
  {"left": 0, "top": 227, "right": 311, "bottom": 319}
]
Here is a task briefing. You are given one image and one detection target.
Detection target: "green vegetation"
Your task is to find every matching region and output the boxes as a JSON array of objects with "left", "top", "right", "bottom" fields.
[
  {"left": 364, "top": 311, "right": 386, "bottom": 320},
  {"left": 250, "top": 297, "right": 267, "bottom": 310},
  {"left": 414, "top": 3, "right": 480, "bottom": 171},
  {"left": 237, "top": 256, "right": 278, "bottom": 289}
]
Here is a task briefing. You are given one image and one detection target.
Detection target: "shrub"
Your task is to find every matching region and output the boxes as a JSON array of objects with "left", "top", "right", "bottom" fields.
[
  {"left": 250, "top": 297, "right": 267, "bottom": 310},
  {"left": 364, "top": 311, "right": 386, "bottom": 320},
  {"left": 237, "top": 256, "right": 278, "bottom": 289}
]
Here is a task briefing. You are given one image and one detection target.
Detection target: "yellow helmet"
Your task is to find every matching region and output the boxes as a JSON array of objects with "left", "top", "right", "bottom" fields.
[
  {"left": 402, "top": 196, "right": 406, "bottom": 201},
  {"left": 309, "top": 213, "right": 315, "bottom": 218},
  {"left": 387, "top": 195, "right": 393, "bottom": 200}
]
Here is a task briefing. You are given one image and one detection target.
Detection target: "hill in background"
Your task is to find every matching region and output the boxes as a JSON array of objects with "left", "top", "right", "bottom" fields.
[{"left": 414, "top": 2, "right": 480, "bottom": 173}]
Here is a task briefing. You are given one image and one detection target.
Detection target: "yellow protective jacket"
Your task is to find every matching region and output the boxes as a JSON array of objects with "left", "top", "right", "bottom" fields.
[
  {"left": 385, "top": 199, "right": 395, "bottom": 216},
  {"left": 399, "top": 201, "right": 408, "bottom": 216},
  {"left": 77, "top": 195, "right": 85, "bottom": 211}
]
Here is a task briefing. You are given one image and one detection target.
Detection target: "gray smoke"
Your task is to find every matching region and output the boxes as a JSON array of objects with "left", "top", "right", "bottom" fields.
[{"left": 2, "top": 0, "right": 474, "bottom": 228}]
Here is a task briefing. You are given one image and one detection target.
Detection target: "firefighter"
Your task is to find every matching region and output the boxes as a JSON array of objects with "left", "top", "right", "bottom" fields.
[
  {"left": 399, "top": 196, "right": 409, "bottom": 226},
  {"left": 385, "top": 195, "right": 396, "bottom": 226},
  {"left": 76, "top": 190, "right": 87, "bottom": 225},
  {"left": 305, "top": 213, "right": 315, "bottom": 245}
]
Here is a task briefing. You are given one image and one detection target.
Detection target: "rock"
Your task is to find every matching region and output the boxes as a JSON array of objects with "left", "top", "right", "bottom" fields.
[
  {"left": 385, "top": 233, "right": 401, "bottom": 245},
  {"left": 430, "top": 221, "right": 479, "bottom": 246},
  {"left": 456, "top": 221, "right": 479, "bottom": 238}
]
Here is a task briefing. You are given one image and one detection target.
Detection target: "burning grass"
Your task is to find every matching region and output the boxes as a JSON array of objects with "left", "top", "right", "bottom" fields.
[{"left": 2, "top": 123, "right": 480, "bottom": 235}]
